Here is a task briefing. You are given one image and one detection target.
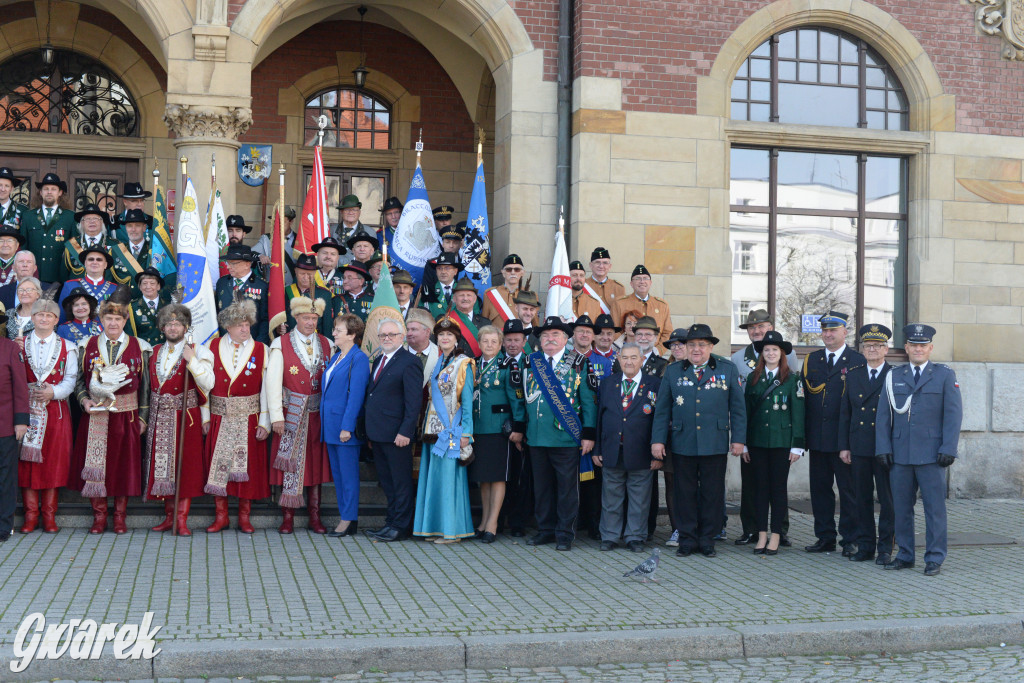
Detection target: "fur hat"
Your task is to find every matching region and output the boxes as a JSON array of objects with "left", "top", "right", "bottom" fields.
[
  {"left": 158, "top": 303, "right": 192, "bottom": 331},
  {"left": 30, "top": 299, "right": 60, "bottom": 319},
  {"left": 98, "top": 285, "right": 133, "bottom": 320},
  {"left": 217, "top": 298, "right": 258, "bottom": 328},
  {"left": 289, "top": 295, "right": 326, "bottom": 318},
  {"left": 405, "top": 308, "right": 435, "bottom": 331}
]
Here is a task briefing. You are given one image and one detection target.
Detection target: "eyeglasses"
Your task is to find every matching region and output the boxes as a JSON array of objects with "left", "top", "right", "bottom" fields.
[{"left": 378, "top": 332, "right": 401, "bottom": 339}]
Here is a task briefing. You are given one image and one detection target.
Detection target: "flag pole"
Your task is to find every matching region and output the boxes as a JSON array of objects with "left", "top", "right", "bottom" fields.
[
  {"left": 180, "top": 156, "right": 188, "bottom": 188},
  {"left": 171, "top": 155, "right": 189, "bottom": 537}
]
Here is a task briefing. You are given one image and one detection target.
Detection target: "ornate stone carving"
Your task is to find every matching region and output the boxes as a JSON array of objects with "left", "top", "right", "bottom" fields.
[
  {"left": 163, "top": 103, "right": 252, "bottom": 141},
  {"left": 970, "top": 0, "right": 1024, "bottom": 61}
]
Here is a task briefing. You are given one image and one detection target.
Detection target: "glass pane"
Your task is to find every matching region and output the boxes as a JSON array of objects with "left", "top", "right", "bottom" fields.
[
  {"left": 750, "top": 58, "right": 770, "bottom": 79},
  {"left": 339, "top": 89, "right": 356, "bottom": 108},
  {"left": 321, "top": 90, "right": 337, "bottom": 107},
  {"left": 730, "top": 211, "right": 769, "bottom": 345},
  {"left": 840, "top": 65, "right": 858, "bottom": 84},
  {"left": 779, "top": 60, "right": 797, "bottom": 81},
  {"left": 731, "top": 79, "right": 747, "bottom": 99},
  {"left": 777, "top": 83, "right": 858, "bottom": 128},
  {"left": 752, "top": 41, "right": 770, "bottom": 58},
  {"left": 355, "top": 130, "right": 373, "bottom": 148},
  {"left": 865, "top": 67, "right": 885, "bottom": 87},
  {"left": 730, "top": 102, "right": 747, "bottom": 119},
  {"left": 865, "top": 156, "right": 905, "bottom": 212},
  {"left": 820, "top": 64, "right": 839, "bottom": 84},
  {"left": 307, "top": 96, "right": 320, "bottom": 107},
  {"left": 797, "top": 62, "right": 816, "bottom": 83},
  {"left": 820, "top": 31, "right": 840, "bottom": 61},
  {"left": 750, "top": 80, "right": 770, "bottom": 102},
  {"left": 777, "top": 151, "right": 858, "bottom": 211},
  {"left": 730, "top": 148, "right": 770, "bottom": 206},
  {"left": 798, "top": 29, "right": 818, "bottom": 59},
  {"left": 736, "top": 60, "right": 748, "bottom": 78},
  {"left": 865, "top": 51, "right": 879, "bottom": 67},
  {"left": 351, "top": 177, "right": 385, "bottom": 228},
  {"left": 360, "top": 95, "right": 374, "bottom": 110},
  {"left": 336, "top": 130, "right": 355, "bottom": 148},
  {"left": 864, "top": 218, "right": 905, "bottom": 341},
  {"left": 304, "top": 128, "right": 318, "bottom": 146},
  {"left": 887, "top": 89, "right": 903, "bottom": 110},
  {"left": 776, "top": 215, "right": 857, "bottom": 345},
  {"left": 866, "top": 88, "right": 884, "bottom": 108},
  {"left": 866, "top": 111, "right": 885, "bottom": 130},
  {"left": 376, "top": 132, "right": 390, "bottom": 148},
  {"left": 840, "top": 36, "right": 858, "bottom": 63},
  {"left": 321, "top": 130, "right": 338, "bottom": 147},
  {"left": 374, "top": 112, "right": 389, "bottom": 130},
  {"left": 887, "top": 112, "right": 903, "bottom": 130},
  {"left": 750, "top": 103, "right": 770, "bottom": 122},
  {"left": 778, "top": 32, "right": 797, "bottom": 59}
]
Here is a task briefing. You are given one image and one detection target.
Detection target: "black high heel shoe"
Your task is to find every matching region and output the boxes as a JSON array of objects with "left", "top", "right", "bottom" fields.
[
  {"left": 753, "top": 546, "right": 767, "bottom": 555},
  {"left": 766, "top": 533, "right": 781, "bottom": 555},
  {"left": 331, "top": 522, "right": 358, "bottom": 538}
]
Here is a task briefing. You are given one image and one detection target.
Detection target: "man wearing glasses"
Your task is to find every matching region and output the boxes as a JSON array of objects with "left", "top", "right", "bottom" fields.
[{"left": 611, "top": 265, "right": 670, "bottom": 346}]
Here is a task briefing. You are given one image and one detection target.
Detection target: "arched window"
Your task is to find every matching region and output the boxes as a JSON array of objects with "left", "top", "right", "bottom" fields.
[
  {"left": 305, "top": 88, "right": 390, "bottom": 149},
  {"left": 0, "top": 50, "right": 138, "bottom": 136},
  {"left": 728, "top": 28, "right": 909, "bottom": 346},
  {"left": 731, "top": 28, "right": 908, "bottom": 130}
]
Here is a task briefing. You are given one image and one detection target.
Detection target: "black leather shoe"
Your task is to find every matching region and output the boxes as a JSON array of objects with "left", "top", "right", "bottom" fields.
[
  {"left": 700, "top": 546, "right": 717, "bottom": 558},
  {"left": 924, "top": 562, "right": 942, "bottom": 576},
  {"left": 850, "top": 550, "right": 875, "bottom": 562},
  {"left": 676, "top": 547, "right": 693, "bottom": 557},
  {"left": 479, "top": 532, "right": 496, "bottom": 544},
  {"left": 734, "top": 532, "right": 756, "bottom": 546},
  {"left": 555, "top": 540, "right": 572, "bottom": 551},
  {"left": 587, "top": 529, "right": 601, "bottom": 541},
  {"left": 600, "top": 540, "right": 618, "bottom": 551},
  {"left": 779, "top": 535, "right": 792, "bottom": 547},
  {"left": 841, "top": 543, "right": 857, "bottom": 558},
  {"left": 884, "top": 558, "right": 915, "bottom": 570},
  {"left": 509, "top": 528, "right": 525, "bottom": 538},
  {"left": 527, "top": 532, "right": 555, "bottom": 546},
  {"left": 626, "top": 540, "right": 644, "bottom": 553},
  {"left": 365, "top": 525, "right": 388, "bottom": 537},
  {"left": 371, "top": 527, "right": 407, "bottom": 542},
  {"left": 875, "top": 553, "right": 891, "bottom": 566},
  {"left": 0, "top": 529, "right": 11, "bottom": 543},
  {"left": 804, "top": 539, "right": 837, "bottom": 553},
  {"left": 474, "top": 529, "right": 484, "bottom": 539}
]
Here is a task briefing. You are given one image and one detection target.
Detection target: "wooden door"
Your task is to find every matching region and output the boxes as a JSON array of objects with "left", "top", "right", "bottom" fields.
[{"left": 6, "top": 155, "right": 139, "bottom": 216}]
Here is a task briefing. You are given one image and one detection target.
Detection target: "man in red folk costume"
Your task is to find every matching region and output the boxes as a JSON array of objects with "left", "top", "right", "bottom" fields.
[
  {"left": 71, "top": 287, "right": 151, "bottom": 534},
  {"left": 146, "top": 303, "right": 215, "bottom": 536},
  {"left": 267, "top": 296, "right": 332, "bottom": 534},
  {"left": 202, "top": 298, "right": 270, "bottom": 534},
  {"left": 18, "top": 298, "right": 76, "bottom": 534}
]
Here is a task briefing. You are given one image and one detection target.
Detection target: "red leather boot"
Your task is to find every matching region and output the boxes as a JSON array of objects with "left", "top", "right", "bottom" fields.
[
  {"left": 152, "top": 500, "right": 175, "bottom": 532},
  {"left": 174, "top": 498, "right": 192, "bottom": 537},
  {"left": 278, "top": 507, "right": 294, "bottom": 534},
  {"left": 206, "top": 496, "right": 230, "bottom": 533},
  {"left": 89, "top": 498, "right": 108, "bottom": 534},
  {"left": 237, "top": 499, "right": 255, "bottom": 534},
  {"left": 40, "top": 488, "right": 59, "bottom": 533},
  {"left": 112, "top": 497, "right": 128, "bottom": 534},
  {"left": 19, "top": 489, "right": 39, "bottom": 534},
  {"left": 306, "top": 486, "right": 326, "bottom": 534}
]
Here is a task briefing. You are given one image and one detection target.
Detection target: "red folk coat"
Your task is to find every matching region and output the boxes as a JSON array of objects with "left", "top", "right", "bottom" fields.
[
  {"left": 18, "top": 337, "right": 73, "bottom": 489},
  {"left": 269, "top": 334, "right": 332, "bottom": 487}
]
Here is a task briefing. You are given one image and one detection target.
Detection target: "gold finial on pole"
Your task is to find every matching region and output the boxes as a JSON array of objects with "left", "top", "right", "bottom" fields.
[{"left": 179, "top": 156, "right": 188, "bottom": 178}]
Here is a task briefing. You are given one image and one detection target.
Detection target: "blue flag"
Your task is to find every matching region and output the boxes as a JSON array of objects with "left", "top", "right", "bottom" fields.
[
  {"left": 459, "top": 159, "right": 491, "bottom": 296},
  {"left": 390, "top": 163, "right": 440, "bottom": 285}
]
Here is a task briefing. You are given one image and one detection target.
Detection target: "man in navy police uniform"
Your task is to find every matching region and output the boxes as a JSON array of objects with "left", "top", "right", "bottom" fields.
[{"left": 876, "top": 323, "right": 962, "bottom": 577}]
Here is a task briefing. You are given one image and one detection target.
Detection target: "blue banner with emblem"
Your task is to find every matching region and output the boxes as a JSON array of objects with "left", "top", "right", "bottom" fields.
[
  {"left": 238, "top": 144, "right": 272, "bottom": 187},
  {"left": 528, "top": 351, "right": 582, "bottom": 445}
]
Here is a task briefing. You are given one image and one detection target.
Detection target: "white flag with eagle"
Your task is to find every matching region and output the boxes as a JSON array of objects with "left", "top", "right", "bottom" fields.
[{"left": 546, "top": 225, "right": 574, "bottom": 322}]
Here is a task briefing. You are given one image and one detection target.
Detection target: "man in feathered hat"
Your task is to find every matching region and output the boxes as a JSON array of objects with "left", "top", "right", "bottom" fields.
[
  {"left": 145, "top": 303, "right": 215, "bottom": 536},
  {"left": 202, "top": 298, "right": 271, "bottom": 534},
  {"left": 267, "top": 296, "right": 333, "bottom": 534},
  {"left": 70, "top": 287, "right": 152, "bottom": 535}
]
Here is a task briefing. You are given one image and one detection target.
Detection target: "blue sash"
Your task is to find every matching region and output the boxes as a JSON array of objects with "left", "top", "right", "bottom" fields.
[
  {"left": 529, "top": 351, "right": 582, "bottom": 445},
  {"left": 429, "top": 355, "right": 462, "bottom": 459}
]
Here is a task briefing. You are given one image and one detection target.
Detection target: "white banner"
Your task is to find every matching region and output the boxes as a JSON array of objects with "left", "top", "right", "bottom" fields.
[{"left": 176, "top": 177, "right": 219, "bottom": 344}]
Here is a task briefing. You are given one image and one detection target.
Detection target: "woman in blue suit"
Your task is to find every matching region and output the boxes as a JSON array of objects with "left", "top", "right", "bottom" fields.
[{"left": 321, "top": 313, "right": 370, "bottom": 537}]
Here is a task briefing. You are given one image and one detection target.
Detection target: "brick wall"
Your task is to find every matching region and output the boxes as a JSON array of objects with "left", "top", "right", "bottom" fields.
[
  {"left": 510, "top": 0, "right": 560, "bottom": 81},
  {"left": 242, "top": 21, "right": 474, "bottom": 152}
]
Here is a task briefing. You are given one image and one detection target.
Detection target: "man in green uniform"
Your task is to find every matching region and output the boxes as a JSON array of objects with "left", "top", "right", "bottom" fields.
[
  {"left": 284, "top": 254, "right": 334, "bottom": 337},
  {"left": 337, "top": 260, "right": 373, "bottom": 321},
  {"left": 418, "top": 251, "right": 462, "bottom": 319},
  {"left": 108, "top": 208, "right": 161, "bottom": 297},
  {"left": 63, "top": 203, "right": 117, "bottom": 283},
  {"left": 110, "top": 182, "right": 152, "bottom": 243},
  {"left": 0, "top": 167, "right": 29, "bottom": 230},
  {"left": 20, "top": 172, "right": 75, "bottom": 285},
  {"left": 511, "top": 316, "right": 598, "bottom": 552},
  {"left": 450, "top": 277, "right": 490, "bottom": 356},
  {"left": 128, "top": 267, "right": 170, "bottom": 346}
]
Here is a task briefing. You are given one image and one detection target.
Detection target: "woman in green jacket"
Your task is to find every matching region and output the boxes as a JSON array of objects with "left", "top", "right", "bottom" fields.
[{"left": 743, "top": 330, "right": 805, "bottom": 555}]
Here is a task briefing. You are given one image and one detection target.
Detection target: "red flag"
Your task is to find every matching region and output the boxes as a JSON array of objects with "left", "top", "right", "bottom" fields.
[
  {"left": 296, "top": 145, "right": 330, "bottom": 254},
  {"left": 268, "top": 200, "right": 287, "bottom": 339}
]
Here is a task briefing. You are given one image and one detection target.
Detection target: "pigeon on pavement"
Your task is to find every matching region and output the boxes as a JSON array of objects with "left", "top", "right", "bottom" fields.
[{"left": 622, "top": 547, "right": 660, "bottom": 582}]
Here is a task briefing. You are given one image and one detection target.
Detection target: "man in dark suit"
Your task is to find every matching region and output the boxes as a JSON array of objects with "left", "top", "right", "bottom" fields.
[
  {"left": 215, "top": 244, "right": 270, "bottom": 343},
  {"left": 595, "top": 342, "right": 662, "bottom": 553},
  {"left": 839, "top": 324, "right": 895, "bottom": 565},
  {"left": 802, "top": 311, "right": 865, "bottom": 556},
  {"left": 363, "top": 318, "right": 424, "bottom": 542},
  {"left": 876, "top": 324, "right": 962, "bottom": 577},
  {"left": 0, "top": 302, "right": 29, "bottom": 541}
]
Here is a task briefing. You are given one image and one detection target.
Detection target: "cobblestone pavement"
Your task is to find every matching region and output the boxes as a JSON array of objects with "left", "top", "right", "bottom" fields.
[
  {"left": 0, "top": 500, "right": 1021, "bottom": 643},
  {"left": 32, "top": 646, "right": 1024, "bottom": 682}
]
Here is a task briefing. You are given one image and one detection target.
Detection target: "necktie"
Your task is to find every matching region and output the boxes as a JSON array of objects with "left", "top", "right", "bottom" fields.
[
  {"left": 148, "top": 300, "right": 156, "bottom": 311},
  {"left": 133, "top": 245, "right": 140, "bottom": 257},
  {"left": 444, "top": 286, "right": 451, "bottom": 302},
  {"left": 695, "top": 365, "right": 705, "bottom": 382},
  {"left": 827, "top": 353, "right": 835, "bottom": 371},
  {"left": 621, "top": 378, "right": 634, "bottom": 400},
  {"left": 45, "top": 208, "right": 53, "bottom": 223},
  {"left": 234, "top": 278, "right": 243, "bottom": 290},
  {"left": 547, "top": 356, "right": 554, "bottom": 370},
  {"left": 766, "top": 371, "right": 774, "bottom": 384},
  {"left": 107, "top": 339, "right": 119, "bottom": 360},
  {"left": 914, "top": 366, "right": 921, "bottom": 383},
  {"left": 374, "top": 355, "right": 387, "bottom": 382},
  {"left": 416, "top": 351, "right": 426, "bottom": 368},
  {"left": 870, "top": 368, "right": 877, "bottom": 382}
]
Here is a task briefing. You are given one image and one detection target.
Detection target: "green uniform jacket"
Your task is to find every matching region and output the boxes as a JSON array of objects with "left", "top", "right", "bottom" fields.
[
  {"left": 128, "top": 294, "right": 171, "bottom": 347},
  {"left": 651, "top": 354, "right": 747, "bottom": 456},
  {"left": 473, "top": 355, "right": 527, "bottom": 435},
  {"left": 744, "top": 369, "right": 806, "bottom": 449},
  {"left": 341, "top": 289, "right": 374, "bottom": 321},
  {"left": 285, "top": 284, "right": 335, "bottom": 336},
  {"left": 62, "top": 234, "right": 118, "bottom": 283},
  {"left": 521, "top": 348, "right": 598, "bottom": 448},
  {"left": 21, "top": 206, "right": 75, "bottom": 284},
  {"left": 1, "top": 201, "right": 29, "bottom": 230}
]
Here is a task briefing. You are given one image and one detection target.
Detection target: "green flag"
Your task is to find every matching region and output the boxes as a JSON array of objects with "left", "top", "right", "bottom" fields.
[
  {"left": 151, "top": 182, "right": 177, "bottom": 279},
  {"left": 361, "top": 263, "right": 404, "bottom": 357}
]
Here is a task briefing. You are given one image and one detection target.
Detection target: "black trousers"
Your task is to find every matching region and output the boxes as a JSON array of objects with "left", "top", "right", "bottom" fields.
[
  {"left": 530, "top": 446, "right": 580, "bottom": 541},
  {"left": 500, "top": 444, "right": 533, "bottom": 531},
  {"left": 748, "top": 446, "right": 792, "bottom": 534},
  {"left": 739, "top": 457, "right": 790, "bottom": 536},
  {"left": 808, "top": 450, "right": 857, "bottom": 544},
  {"left": 672, "top": 453, "right": 727, "bottom": 550},
  {"left": 578, "top": 466, "right": 603, "bottom": 535},
  {"left": 646, "top": 471, "right": 677, "bottom": 536},
  {"left": 0, "top": 435, "right": 17, "bottom": 535},
  {"left": 371, "top": 440, "right": 415, "bottom": 532},
  {"left": 851, "top": 455, "right": 895, "bottom": 554}
]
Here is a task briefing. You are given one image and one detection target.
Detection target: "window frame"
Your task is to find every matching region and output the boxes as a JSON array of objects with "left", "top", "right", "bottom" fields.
[{"left": 304, "top": 87, "right": 392, "bottom": 151}]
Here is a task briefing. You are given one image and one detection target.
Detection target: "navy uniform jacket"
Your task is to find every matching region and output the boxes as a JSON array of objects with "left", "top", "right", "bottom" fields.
[
  {"left": 363, "top": 347, "right": 424, "bottom": 442},
  {"left": 837, "top": 363, "right": 890, "bottom": 458},
  {"left": 876, "top": 363, "right": 963, "bottom": 466},
  {"left": 215, "top": 274, "right": 270, "bottom": 344},
  {"left": 651, "top": 354, "right": 746, "bottom": 456},
  {"left": 595, "top": 371, "right": 661, "bottom": 470},
  {"left": 802, "top": 346, "right": 865, "bottom": 452}
]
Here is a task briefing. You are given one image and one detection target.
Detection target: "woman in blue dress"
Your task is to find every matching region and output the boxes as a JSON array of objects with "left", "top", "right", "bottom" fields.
[
  {"left": 320, "top": 313, "right": 370, "bottom": 538},
  {"left": 57, "top": 288, "right": 103, "bottom": 343},
  {"left": 413, "top": 315, "right": 476, "bottom": 544}
]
